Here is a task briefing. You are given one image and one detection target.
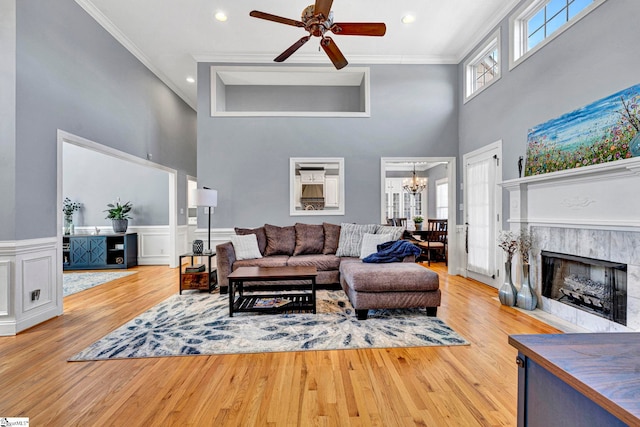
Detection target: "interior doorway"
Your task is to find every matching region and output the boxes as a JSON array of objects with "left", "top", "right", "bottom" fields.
[
  {"left": 380, "top": 157, "right": 456, "bottom": 274},
  {"left": 56, "top": 129, "right": 179, "bottom": 279}
]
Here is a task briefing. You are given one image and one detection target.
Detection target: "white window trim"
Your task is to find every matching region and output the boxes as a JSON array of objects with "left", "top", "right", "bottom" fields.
[
  {"left": 509, "top": 0, "right": 608, "bottom": 71},
  {"left": 463, "top": 29, "right": 501, "bottom": 103},
  {"left": 435, "top": 177, "right": 449, "bottom": 219}
]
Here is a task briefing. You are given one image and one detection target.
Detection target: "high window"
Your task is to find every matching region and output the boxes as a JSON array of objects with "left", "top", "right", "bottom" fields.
[
  {"left": 464, "top": 30, "right": 500, "bottom": 102},
  {"left": 510, "top": 0, "right": 607, "bottom": 69}
]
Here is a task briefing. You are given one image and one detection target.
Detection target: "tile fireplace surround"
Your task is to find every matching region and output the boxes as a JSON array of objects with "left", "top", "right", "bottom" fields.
[{"left": 501, "top": 157, "right": 640, "bottom": 332}]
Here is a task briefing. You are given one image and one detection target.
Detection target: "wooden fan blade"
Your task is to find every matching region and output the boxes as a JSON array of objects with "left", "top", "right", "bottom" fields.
[
  {"left": 249, "top": 10, "right": 305, "bottom": 28},
  {"left": 320, "top": 37, "right": 348, "bottom": 70},
  {"left": 331, "top": 22, "right": 386, "bottom": 36},
  {"left": 274, "top": 36, "right": 311, "bottom": 62},
  {"left": 313, "top": 0, "right": 334, "bottom": 19}
]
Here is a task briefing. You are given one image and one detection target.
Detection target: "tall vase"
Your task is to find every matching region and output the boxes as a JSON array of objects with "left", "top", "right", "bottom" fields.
[
  {"left": 64, "top": 215, "right": 73, "bottom": 235},
  {"left": 498, "top": 261, "right": 517, "bottom": 306},
  {"left": 517, "top": 263, "right": 537, "bottom": 310}
]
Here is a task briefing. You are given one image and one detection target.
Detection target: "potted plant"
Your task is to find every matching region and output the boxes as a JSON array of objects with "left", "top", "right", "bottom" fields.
[
  {"left": 413, "top": 216, "right": 424, "bottom": 231},
  {"left": 62, "top": 198, "right": 81, "bottom": 235},
  {"left": 105, "top": 199, "right": 133, "bottom": 233}
]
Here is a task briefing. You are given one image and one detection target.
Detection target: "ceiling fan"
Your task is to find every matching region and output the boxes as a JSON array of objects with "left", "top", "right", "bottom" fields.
[{"left": 249, "top": 0, "right": 386, "bottom": 70}]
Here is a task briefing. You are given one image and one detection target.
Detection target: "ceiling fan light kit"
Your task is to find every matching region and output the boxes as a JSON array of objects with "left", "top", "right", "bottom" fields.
[{"left": 250, "top": 0, "right": 386, "bottom": 70}]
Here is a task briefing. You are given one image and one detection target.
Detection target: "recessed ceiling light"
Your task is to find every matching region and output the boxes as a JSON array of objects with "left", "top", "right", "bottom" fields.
[
  {"left": 401, "top": 15, "right": 416, "bottom": 24},
  {"left": 186, "top": 76, "right": 195, "bottom": 83},
  {"left": 214, "top": 11, "right": 228, "bottom": 22}
]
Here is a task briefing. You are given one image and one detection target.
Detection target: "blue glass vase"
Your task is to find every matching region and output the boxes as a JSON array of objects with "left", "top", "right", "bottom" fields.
[
  {"left": 499, "top": 261, "right": 517, "bottom": 306},
  {"left": 517, "top": 264, "right": 537, "bottom": 310}
]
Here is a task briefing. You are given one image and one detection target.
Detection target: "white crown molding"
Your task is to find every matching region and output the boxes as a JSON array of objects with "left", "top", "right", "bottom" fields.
[
  {"left": 74, "top": 0, "right": 196, "bottom": 111},
  {"left": 456, "top": 0, "right": 522, "bottom": 63},
  {"left": 192, "top": 52, "right": 458, "bottom": 65}
]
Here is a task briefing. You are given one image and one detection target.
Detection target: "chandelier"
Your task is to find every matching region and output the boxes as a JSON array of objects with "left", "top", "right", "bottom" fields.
[{"left": 402, "top": 163, "right": 427, "bottom": 195}]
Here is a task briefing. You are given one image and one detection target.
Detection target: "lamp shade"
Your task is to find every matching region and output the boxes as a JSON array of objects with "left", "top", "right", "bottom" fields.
[{"left": 193, "top": 188, "right": 218, "bottom": 207}]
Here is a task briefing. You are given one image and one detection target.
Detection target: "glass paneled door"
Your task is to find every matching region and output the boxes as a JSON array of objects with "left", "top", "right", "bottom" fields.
[{"left": 463, "top": 141, "right": 502, "bottom": 288}]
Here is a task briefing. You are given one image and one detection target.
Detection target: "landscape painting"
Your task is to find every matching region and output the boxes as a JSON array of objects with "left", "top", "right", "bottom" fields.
[{"left": 525, "top": 83, "right": 640, "bottom": 176}]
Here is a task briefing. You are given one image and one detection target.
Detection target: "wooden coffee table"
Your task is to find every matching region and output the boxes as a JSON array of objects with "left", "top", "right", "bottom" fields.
[{"left": 228, "top": 266, "right": 318, "bottom": 317}]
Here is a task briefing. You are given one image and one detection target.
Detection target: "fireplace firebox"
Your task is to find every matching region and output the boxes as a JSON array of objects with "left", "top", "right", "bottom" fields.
[{"left": 541, "top": 251, "right": 627, "bottom": 326}]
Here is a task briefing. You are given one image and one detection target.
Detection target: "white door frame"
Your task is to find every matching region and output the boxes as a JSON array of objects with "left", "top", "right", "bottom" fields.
[
  {"left": 56, "top": 129, "right": 179, "bottom": 272},
  {"left": 380, "top": 157, "right": 457, "bottom": 275},
  {"left": 463, "top": 141, "right": 503, "bottom": 288}
]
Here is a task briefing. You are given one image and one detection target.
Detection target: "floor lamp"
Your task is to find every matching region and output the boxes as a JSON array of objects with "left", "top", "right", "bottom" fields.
[{"left": 194, "top": 187, "right": 218, "bottom": 255}]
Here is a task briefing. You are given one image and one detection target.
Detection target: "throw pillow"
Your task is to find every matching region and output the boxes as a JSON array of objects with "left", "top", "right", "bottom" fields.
[
  {"left": 230, "top": 234, "right": 263, "bottom": 260},
  {"left": 360, "top": 233, "right": 394, "bottom": 259},
  {"left": 234, "top": 226, "right": 267, "bottom": 255},
  {"left": 335, "top": 223, "right": 378, "bottom": 257},
  {"left": 293, "top": 223, "right": 325, "bottom": 256},
  {"left": 264, "top": 224, "right": 296, "bottom": 256},
  {"left": 322, "top": 223, "right": 341, "bottom": 254},
  {"left": 376, "top": 225, "right": 405, "bottom": 241}
]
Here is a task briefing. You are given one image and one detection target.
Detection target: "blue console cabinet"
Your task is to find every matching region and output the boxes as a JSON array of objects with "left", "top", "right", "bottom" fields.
[{"left": 63, "top": 233, "right": 137, "bottom": 270}]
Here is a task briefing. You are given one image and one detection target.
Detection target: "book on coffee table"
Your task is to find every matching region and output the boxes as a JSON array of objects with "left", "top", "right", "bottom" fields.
[{"left": 253, "top": 297, "right": 292, "bottom": 308}]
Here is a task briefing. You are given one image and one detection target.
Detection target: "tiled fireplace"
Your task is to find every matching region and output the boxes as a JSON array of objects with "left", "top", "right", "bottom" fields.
[{"left": 502, "top": 157, "right": 640, "bottom": 332}]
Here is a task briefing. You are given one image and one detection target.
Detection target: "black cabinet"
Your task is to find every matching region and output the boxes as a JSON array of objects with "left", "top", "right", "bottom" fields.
[{"left": 63, "top": 233, "right": 138, "bottom": 270}]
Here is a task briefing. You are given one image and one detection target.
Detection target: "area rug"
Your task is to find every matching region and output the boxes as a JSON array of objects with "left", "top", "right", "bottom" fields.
[
  {"left": 69, "top": 290, "right": 468, "bottom": 361},
  {"left": 63, "top": 271, "right": 137, "bottom": 297}
]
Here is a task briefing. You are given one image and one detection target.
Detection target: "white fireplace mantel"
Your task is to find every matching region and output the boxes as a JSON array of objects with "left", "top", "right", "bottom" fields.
[
  {"left": 499, "top": 157, "right": 640, "bottom": 332},
  {"left": 500, "top": 156, "right": 640, "bottom": 230}
]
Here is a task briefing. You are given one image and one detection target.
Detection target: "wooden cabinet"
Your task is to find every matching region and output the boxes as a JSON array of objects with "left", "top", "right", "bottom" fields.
[
  {"left": 324, "top": 175, "right": 339, "bottom": 208},
  {"left": 509, "top": 333, "right": 637, "bottom": 427},
  {"left": 179, "top": 253, "right": 217, "bottom": 294},
  {"left": 63, "top": 233, "right": 138, "bottom": 270},
  {"left": 299, "top": 170, "right": 325, "bottom": 184}
]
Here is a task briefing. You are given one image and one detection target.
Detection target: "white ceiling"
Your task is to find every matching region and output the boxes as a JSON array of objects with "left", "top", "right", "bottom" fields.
[{"left": 75, "top": 0, "right": 520, "bottom": 110}]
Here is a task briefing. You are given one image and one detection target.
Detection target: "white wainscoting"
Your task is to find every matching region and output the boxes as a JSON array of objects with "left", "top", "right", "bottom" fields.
[
  {"left": 0, "top": 237, "right": 61, "bottom": 336},
  {"left": 75, "top": 225, "right": 173, "bottom": 266},
  {"left": 455, "top": 224, "right": 468, "bottom": 277},
  {"left": 0, "top": 259, "right": 11, "bottom": 317},
  {"left": 192, "top": 228, "right": 235, "bottom": 253}
]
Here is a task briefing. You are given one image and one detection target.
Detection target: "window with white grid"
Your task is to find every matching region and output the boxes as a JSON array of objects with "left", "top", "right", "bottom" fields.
[
  {"left": 464, "top": 30, "right": 501, "bottom": 102},
  {"left": 509, "top": 0, "right": 607, "bottom": 69}
]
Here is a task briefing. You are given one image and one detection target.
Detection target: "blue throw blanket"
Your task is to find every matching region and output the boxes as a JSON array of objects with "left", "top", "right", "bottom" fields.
[{"left": 363, "top": 240, "right": 421, "bottom": 263}]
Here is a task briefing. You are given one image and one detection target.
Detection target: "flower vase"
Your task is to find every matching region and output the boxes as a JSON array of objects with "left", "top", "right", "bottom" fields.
[
  {"left": 498, "top": 261, "right": 517, "bottom": 306},
  {"left": 64, "top": 216, "right": 73, "bottom": 235},
  {"left": 415, "top": 223, "right": 423, "bottom": 231},
  {"left": 516, "top": 263, "right": 537, "bottom": 310}
]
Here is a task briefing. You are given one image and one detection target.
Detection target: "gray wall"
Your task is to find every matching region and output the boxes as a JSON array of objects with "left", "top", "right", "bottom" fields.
[
  {"left": 197, "top": 63, "right": 459, "bottom": 228},
  {"left": 7, "top": 0, "right": 197, "bottom": 240},
  {"left": 63, "top": 143, "right": 170, "bottom": 226},
  {"left": 458, "top": 0, "right": 640, "bottom": 208},
  {"left": 0, "top": 1, "right": 16, "bottom": 238}
]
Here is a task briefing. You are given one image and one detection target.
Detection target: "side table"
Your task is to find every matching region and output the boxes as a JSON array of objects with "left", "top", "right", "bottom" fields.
[{"left": 179, "top": 252, "right": 217, "bottom": 294}]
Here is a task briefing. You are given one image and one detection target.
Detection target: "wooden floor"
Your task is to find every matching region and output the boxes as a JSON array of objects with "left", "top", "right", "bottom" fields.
[{"left": 0, "top": 263, "right": 560, "bottom": 426}]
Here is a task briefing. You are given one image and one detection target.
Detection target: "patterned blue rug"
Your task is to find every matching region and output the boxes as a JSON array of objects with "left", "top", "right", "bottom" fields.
[
  {"left": 69, "top": 290, "right": 468, "bottom": 361},
  {"left": 63, "top": 271, "right": 137, "bottom": 297}
]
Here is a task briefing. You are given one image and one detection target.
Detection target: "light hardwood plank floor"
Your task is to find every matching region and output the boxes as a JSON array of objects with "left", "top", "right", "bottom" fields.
[{"left": 0, "top": 263, "right": 560, "bottom": 426}]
